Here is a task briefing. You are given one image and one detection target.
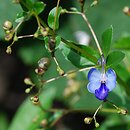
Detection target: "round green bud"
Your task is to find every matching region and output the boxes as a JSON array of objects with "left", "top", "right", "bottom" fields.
[
  {"left": 6, "top": 46, "right": 12, "bottom": 54},
  {"left": 25, "top": 88, "right": 31, "bottom": 93},
  {"left": 95, "top": 122, "right": 100, "bottom": 128},
  {"left": 5, "top": 33, "right": 13, "bottom": 41},
  {"left": 24, "top": 78, "right": 33, "bottom": 85}
]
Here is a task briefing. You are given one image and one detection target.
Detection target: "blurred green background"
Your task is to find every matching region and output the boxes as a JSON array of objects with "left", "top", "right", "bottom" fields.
[{"left": 0, "top": 0, "right": 130, "bottom": 130}]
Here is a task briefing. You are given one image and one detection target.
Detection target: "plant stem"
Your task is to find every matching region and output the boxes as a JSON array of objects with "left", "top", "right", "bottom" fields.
[
  {"left": 81, "top": 13, "right": 103, "bottom": 56},
  {"left": 43, "top": 65, "right": 98, "bottom": 84},
  {"left": 65, "top": 11, "right": 103, "bottom": 56}
]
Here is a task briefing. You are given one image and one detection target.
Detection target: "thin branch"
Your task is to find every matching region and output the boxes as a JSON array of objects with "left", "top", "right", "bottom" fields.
[{"left": 43, "top": 65, "right": 99, "bottom": 84}]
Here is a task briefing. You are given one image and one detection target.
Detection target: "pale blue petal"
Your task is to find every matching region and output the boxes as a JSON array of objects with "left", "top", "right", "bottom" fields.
[
  {"left": 106, "top": 80, "right": 116, "bottom": 92},
  {"left": 88, "top": 68, "right": 101, "bottom": 82},
  {"left": 106, "top": 69, "right": 116, "bottom": 80},
  {"left": 87, "top": 81, "right": 100, "bottom": 93},
  {"left": 105, "top": 69, "right": 116, "bottom": 91}
]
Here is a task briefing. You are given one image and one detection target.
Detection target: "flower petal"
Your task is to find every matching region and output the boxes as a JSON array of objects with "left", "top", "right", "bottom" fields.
[
  {"left": 95, "top": 83, "right": 109, "bottom": 100},
  {"left": 88, "top": 68, "right": 101, "bottom": 82},
  {"left": 106, "top": 69, "right": 116, "bottom": 91},
  {"left": 87, "top": 81, "right": 100, "bottom": 93},
  {"left": 106, "top": 80, "right": 116, "bottom": 92},
  {"left": 106, "top": 69, "right": 116, "bottom": 80}
]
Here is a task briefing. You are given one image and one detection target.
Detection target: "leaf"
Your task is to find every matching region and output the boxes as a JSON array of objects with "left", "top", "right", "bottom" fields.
[
  {"left": 20, "top": 0, "right": 35, "bottom": 11},
  {"left": 20, "top": 0, "right": 45, "bottom": 15},
  {"left": 0, "top": 112, "right": 8, "bottom": 130},
  {"left": 15, "top": 12, "right": 30, "bottom": 23},
  {"left": 33, "top": 1, "right": 46, "bottom": 15},
  {"left": 106, "top": 51, "right": 125, "bottom": 68},
  {"left": 114, "top": 36, "right": 130, "bottom": 50},
  {"left": 48, "top": 7, "right": 62, "bottom": 30},
  {"left": 8, "top": 88, "right": 56, "bottom": 130},
  {"left": 101, "top": 26, "right": 113, "bottom": 58},
  {"left": 59, "top": 43, "right": 97, "bottom": 68}
]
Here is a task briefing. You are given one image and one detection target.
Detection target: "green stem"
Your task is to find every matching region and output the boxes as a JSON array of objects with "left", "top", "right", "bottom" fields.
[
  {"left": 81, "top": 13, "right": 103, "bottom": 56},
  {"left": 43, "top": 65, "right": 99, "bottom": 84}
]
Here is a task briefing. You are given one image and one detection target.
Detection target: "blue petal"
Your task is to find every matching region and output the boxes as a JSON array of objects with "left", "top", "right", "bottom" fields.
[
  {"left": 88, "top": 68, "right": 101, "bottom": 82},
  {"left": 106, "top": 69, "right": 116, "bottom": 91},
  {"left": 106, "top": 69, "right": 116, "bottom": 80},
  {"left": 95, "top": 83, "right": 109, "bottom": 100},
  {"left": 106, "top": 80, "right": 116, "bottom": 92},
  {"left": 87, "top": 81, "right": 100, "bottom": 93}
]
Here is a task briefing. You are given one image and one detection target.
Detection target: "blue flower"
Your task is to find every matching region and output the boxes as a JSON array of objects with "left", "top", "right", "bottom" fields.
[{"left": 87, "top": 68, "right": 116, "bottom": 100}]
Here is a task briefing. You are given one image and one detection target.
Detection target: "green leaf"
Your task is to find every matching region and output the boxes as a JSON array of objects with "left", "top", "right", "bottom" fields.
[
  {"left": 114, "top": 36, "right": 130, "bottom": 50},
  {"left": 0, "top": 112, "right": 8, "bottom": 130},
  {"left": 101, "top": 26, "right": 113, "bottom": 58},
  {"left": 59, "top": 43, "right": 97, "bottom": 68},
  {"left": 48, "top": 7, "right": 62, "bottom": 30},
  {"left": 106, "top": 51, "right": 125, "bottom": 68},
  {"left": 20, "top": 0, "right": 36, "bottom": 11},
  {"left": 15, "top": 12, "right": 30, "bottom": 23},
  {"left": 8, "top": 88, "right": 56, "bottom": 130},
  {"left": 33, "top": 1, "right": 46, "bottom": 15},
  {"left": 20, "top": 0, "right": 45, "bottom": 15}
]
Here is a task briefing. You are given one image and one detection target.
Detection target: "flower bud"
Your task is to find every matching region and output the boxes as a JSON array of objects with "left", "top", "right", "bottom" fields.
[
  {"left": 3, "top": 20, "right": 13, "bottom": 30},
  {"left": 84, "top": 117, "right": 93, "bottom": 124},
  {"left": 40, "top": 27, "right": 48, "bottom": 37},
  {"left": 25, "top": 88, "right": 31, "bottom": 93},
  {"left": 31, "top": 96, "right": 39, "bottom": 105},
  {"left": 95, "top": 122, "right": 100, "bottom": 128},
  {"left": 38, "top": 57, "right": 50, "bottom": 70},
  {"left": 123, "top": 6, "right": 130, "bottom": 16},
  {"left": 24, "top": 78, "right": 33, "bottom": 85},
  {"left": 57, "top": 67, "right": 65, "bottom": 76},
  {"left": 118, "top": 108, "right": 128, "bottom": 115},
  {"left": 35, "top": 68, "right": 45, "bottom": 75},
  {"left": 40, "top": 119, "right": 48, "bottom": 127},
  {"left": 6, "top": 46, "right": 12, "bottom": 54},
  {"left": 5, "top": 33, "right": 13, "bottom": 41},
  {"left": 91, "top": 0, "right": 98, "bottom": 7}
]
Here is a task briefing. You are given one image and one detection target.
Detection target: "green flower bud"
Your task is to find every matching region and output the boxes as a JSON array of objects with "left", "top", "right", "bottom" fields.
[
  {"left": 25, "top": 88, "right": 31, "bottom": 93},
  {"left": 95, "top": 122, "right": 100, "bottom": 128},
  {"left": 5, "top": 33, "right": 13, "bottom": 41},
  {"left": 117, "top": 108, "right": 128, "bottom": 115},
  {"left": 91, "top": 0, "right": 98, "bottom": 7},
  {"left": 57, "top": 67, "right": 65, "bottom": 76},
  {"left": 6, "top": 46, "right": 12, "bottom": 54},
  {"left": 24, "top": 78, "right": 33, "bottom": 85}
]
